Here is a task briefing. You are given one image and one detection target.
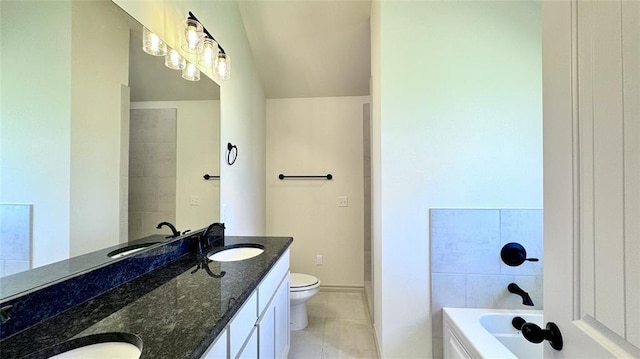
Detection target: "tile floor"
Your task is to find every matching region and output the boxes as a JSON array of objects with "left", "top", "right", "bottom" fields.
[{"left": 289, "top": 290, "right": 379, "bottom": 359}]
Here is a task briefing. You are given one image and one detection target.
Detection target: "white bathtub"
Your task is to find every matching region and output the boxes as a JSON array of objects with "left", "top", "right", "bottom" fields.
[{"left": 443, "top": 307, "right": 543, "bottom": 359}]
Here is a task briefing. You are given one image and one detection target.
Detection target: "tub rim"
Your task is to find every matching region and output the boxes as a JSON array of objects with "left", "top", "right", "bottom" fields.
[{"left": 443, "top": 307, "right": 543, "bottom": 359}]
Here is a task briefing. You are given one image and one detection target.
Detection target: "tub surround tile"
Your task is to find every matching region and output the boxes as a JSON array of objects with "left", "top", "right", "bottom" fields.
[
  {"left": 157, "top": 178, "right": 177, "bottom": 212},
  {"left": 0, "top": 205, "right": 32, "bottom": 278},
  {"left": 118, "top": 222, "right": 128, "bottom": 243},
  {"left": 0, "top": 261, "right": 30, "bottom": 278},
  {"left": 465, "top": 274, "right": 542, "bottom": 310},
  {"left": 154, "top": 110, "right": 177, "bottom": 143},
  {"left": 143, "top": 143, "right": 176, "bottom": 178},
  {"left": 141, "top": 211, "right": 175, "bottom": 236},
  {"left": 0, "top": 205, "right": 32, "bottom": 262},
  {"left": 129, "top": 108, "right": 177, "bottom": 240},
  {"left": 431, "top": 209, "right": 500, "bottom": 274},
  {"left": 119, "top": 175, "right": 129, "bottom": 223},
  {"left": 130, "top": 108, "right": 176, "bottom": 145},
  {"left": 430, "top": 208, "right": 544, "bottom": 359},
  {"left": 499, "top": 209, "right": 543, "bottom": 276},
  {"left": 0, "top": 236, "right": 293, "bottom": 359},
  {"left": 431, "top": 274, "right": 466, "bottom": 339},
  {"left": 128, "top": 143, "right": 145, "bottom": 178}
]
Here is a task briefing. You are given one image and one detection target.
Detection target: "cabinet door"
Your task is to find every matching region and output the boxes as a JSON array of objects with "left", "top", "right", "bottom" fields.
[
  {"left": 202, "top": 329, "right": 228, "bottom": 359},
  {"left": 257, "top": 305, "right": 276, "bottom": 358},
  {"left": 229, "top": 292, "right": 258, "bottom": 358},
  {"left": 274, "top": 276, "right": 289, "bottom": 359},
  {"left": 237, "top": 327, "right": 258, "bottom": 359}
]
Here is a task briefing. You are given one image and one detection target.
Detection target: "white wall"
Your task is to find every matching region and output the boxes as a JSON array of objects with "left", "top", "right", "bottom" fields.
[
  {"left": 131, "top": 101, "right": 221, "bottom": 233},
  {"left": 114, "top": 0, "right": 267, "bottom": 235},
  {"left": 266, "top": 96, "right": 368, "bottom": 287},
  {"left": 0, "top": 1, "right": 72, "bottom": 267},
  {"left": 371, "top": 1, "right": 542, "bottom": 356}
]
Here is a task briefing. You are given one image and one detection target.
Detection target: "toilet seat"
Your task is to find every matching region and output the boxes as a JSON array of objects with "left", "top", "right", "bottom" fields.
[{"left": 290, "top": 273, "right": 320, "bottom": 292}]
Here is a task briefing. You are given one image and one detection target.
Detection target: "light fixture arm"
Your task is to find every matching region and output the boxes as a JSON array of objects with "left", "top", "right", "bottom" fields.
[{"left": 188, "top": 11, "right": 226, "bottom": 55}]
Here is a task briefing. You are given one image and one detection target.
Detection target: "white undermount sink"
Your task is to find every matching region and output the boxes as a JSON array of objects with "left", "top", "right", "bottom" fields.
[
  {"left": 207, "top": 245, "right": 265, "bottom": 262},
  {"left": 107, "top": 242, "right": 159, "bottom": 259},
  {"left": 43, "top": 333, "right": 142, "bottom": 359},
  {"left": 49, "top": 342, "right": 141, "bottom": 359}
]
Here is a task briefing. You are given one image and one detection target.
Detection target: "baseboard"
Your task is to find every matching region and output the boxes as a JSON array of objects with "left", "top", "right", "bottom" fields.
[
  {"left": 320, "top": 285, "right": 364, "bottom": 293},
  {"left": 373, "top": 323, "right": 382, "bottom": 358},
  {"left": 319, "top": 285, "right": 364, "bottom": 293}
]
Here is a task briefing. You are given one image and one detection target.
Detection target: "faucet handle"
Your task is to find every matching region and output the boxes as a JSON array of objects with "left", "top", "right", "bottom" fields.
[
  {"left": 512, "top": 316, "right": 526, "bottom": 330},
  {"left": 501, "top": 242, "right": 539, "bottom": 266}
]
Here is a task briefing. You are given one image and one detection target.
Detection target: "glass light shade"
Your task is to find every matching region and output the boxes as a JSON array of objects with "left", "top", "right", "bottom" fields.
[
  {"left": 182, "top": 19, "right": 204, "bottom": 53},
  {"left": 215, "top": 52, "right": 231, "bottom": 80},
  {"left": 142, "top": 27, "right": 167, "bottom": 56},
  {"left": 198, "top": 38, "right": 219, "bottom": 68},
  {"left": 165, "top": 48, "right": 186, "bottom": 70},
  {"left": 182, "top": 62, "right": 201, "bottom": 81}
]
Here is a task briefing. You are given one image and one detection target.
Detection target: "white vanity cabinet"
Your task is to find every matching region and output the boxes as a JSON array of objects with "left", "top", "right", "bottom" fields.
[
  {"left": 200, "top": 249, "right": 290, "bottom": 359},
  {"left": 256, "top": 252, "right": 290, "bottom": 359},
  {"left": 201, "top": 329, "right": 228, "bottom": 359}
]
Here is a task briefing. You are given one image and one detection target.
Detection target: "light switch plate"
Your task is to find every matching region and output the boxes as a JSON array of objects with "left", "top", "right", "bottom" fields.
[{"left": 190, "top": 196, "right": 200, "bottom": 206}]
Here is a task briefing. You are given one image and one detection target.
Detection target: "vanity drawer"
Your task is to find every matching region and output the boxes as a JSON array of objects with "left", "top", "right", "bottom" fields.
[
  {"left": 229, "top": 291, "right": 257, "bottom": 358},
  {"left": 257, "top": 249, "right": 290, "bottom": 314}
]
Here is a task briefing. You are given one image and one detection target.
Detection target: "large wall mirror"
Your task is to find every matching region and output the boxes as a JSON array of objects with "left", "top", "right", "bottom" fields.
[{"left": 0, "top": 0, "right": 220, "bottom": 295}]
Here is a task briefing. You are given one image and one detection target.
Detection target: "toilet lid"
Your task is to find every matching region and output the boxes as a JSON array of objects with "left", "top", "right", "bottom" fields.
[{"left": 290, "top": 273, "right": 320, "bottom": 291}]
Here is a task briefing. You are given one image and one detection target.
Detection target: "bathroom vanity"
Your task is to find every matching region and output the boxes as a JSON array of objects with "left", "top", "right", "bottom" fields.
[
  {"left": 202, "top": 249, "right": 290, "bottom": 358},
  {"left": 0, "top": 235, "right": 292, "bottom": 359}
]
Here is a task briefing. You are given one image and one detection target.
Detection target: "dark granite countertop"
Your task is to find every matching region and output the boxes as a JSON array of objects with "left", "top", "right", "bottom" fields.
[{"left": 0, "top": 236, "right": 292, "bottom": 359}]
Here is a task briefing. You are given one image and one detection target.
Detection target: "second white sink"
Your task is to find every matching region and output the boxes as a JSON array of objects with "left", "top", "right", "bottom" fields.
[
  {"left": 207, "top": 245, "right": 264, "bottom": 262},
  {"left": 49, "top": 342, "right": 141, "bottom": 359},
  {"left": 41, "top": 333, "right": 143, "bottom": 359}
]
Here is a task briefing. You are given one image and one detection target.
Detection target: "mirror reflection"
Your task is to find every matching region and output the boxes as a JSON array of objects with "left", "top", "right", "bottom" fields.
[{"left": 0, "top": 0, "right": 220, "bottom": 286}]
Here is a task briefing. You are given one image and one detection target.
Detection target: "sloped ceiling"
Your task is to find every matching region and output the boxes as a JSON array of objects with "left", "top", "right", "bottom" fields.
[{"left": 238, "top": 0, "right": 371, "bottom": 99}]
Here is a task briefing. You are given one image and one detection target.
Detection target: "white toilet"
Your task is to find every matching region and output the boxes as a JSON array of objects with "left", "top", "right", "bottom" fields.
[{"left": 289, "top": 273, "right": 321, "bottom": 330}]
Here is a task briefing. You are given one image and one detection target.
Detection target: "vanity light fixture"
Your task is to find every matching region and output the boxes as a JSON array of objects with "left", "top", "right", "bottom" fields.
[
  {"left": 182, "top": 18, "right": 204, "bottom": 53},
  {"left": 186, "top": 11, "right": 231, "bottom": 80},
  {"left": 165, "top": 48, "right": 186, "bottom": 70},
  {"left": 215, "top": 52, "right": 231, "bottom": 80},
  {"left": 140, "top": 12, "right": 231, "bottom": 81},
  {"left": 182, "top": 62, "right": 201, "bottom": 81},
  {"left": 198, "top": 37, "right": 218, "bottom": 68},
  {"left": 142, "top": 27, "right": 167, "bottom": 56}
]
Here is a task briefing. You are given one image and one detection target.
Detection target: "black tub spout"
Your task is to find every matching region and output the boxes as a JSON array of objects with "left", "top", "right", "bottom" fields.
[{"left": 508, "top": 283, "right": 534, "bottom": 306}]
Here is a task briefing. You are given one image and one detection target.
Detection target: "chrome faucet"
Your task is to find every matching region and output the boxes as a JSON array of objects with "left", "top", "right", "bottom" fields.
[
  {"left": 156, "top": 221, "right": 180, "bottom": 238},
  {"left": 508, "top": 283, "right": 534, "bottom": 306}
]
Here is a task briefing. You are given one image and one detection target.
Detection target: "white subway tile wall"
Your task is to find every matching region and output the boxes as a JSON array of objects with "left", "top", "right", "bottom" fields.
[{"left": 430, "top": 208, "right": 543, "bottom": 359}]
